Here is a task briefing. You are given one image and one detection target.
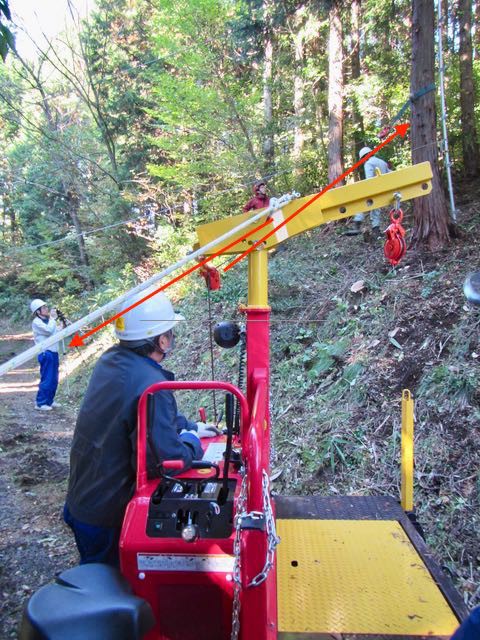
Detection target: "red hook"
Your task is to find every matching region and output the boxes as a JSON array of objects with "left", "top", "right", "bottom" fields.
[
  {"left": 199, "top": 264, "right": 221, "bottom": 290},
  {"left": 384, "top": 208, "right": 407, "bottom": 267}
]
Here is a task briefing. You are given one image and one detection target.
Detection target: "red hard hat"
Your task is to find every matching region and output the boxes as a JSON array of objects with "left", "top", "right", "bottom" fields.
[{"left": 253, "top": 181, "right": 266, "bottom": 194}]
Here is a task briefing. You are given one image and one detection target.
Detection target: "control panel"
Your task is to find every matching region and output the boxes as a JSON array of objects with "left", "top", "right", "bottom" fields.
[{"left": 146, "top": 477, "right": 237, "bottom": 540}]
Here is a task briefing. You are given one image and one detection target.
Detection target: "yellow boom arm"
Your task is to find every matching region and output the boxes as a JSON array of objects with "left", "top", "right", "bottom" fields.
[{"left": 196, "top": 162, "right": 432, "bottom": 255}]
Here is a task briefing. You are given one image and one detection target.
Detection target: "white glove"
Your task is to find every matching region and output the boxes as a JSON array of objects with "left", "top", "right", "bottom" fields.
[
  {"left": 49, "top": 308, "right": 58, "bottom": 320},
  {"left": 196, "top": 422, "right": 221, "bottom": 438}
]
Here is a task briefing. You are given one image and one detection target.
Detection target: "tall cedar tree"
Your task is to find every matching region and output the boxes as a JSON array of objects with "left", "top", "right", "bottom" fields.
[
  {"left": 410, "top": 0, "right": 451, "bottom": 249},
  {"left": 327, "top": 0, "right": 344, "bottom": 184},
  {"left": 350, "top": 0, "right": 364, "bottom": 173},
  {"left": 458, "top": 0, "right": 479, "bottom": 177},
  {"left": 292, "top": 6, "right": 306, "bottom": 171},
  {"left": 262, "top": 0, "right": 274, "bottom": 172}
]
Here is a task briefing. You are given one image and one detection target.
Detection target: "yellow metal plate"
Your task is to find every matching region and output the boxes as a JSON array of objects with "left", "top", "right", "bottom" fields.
[
  {"left": 196, "top": 163, "right": 432, "bottom": 255},
  {"left": 277, "top": 519, "right": 459, "bottom": 636}
]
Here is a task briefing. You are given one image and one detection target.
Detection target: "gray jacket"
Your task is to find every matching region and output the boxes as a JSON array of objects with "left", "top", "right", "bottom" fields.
[{"left": 66, "top": 345, "right": 202, "bottom": 527}]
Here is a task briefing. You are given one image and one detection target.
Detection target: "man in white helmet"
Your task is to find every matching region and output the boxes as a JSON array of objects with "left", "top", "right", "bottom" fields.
[
  {"left": 30, "top": 298, "right": 62, "bottom": 411},
  {"left": 64, "top": 287, "right": 217, "bottom": 565},
  {"left": 348, "top": 146, "right": 391, "bottom": 238}
]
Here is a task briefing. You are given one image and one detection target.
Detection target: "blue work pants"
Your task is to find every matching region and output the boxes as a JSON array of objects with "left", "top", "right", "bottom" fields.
[
  {"left": 63, "top": 504, "right": 121, "bottom": 566},
  {"left": 36, "top": 350, "right": 59, "bottom": 407}
]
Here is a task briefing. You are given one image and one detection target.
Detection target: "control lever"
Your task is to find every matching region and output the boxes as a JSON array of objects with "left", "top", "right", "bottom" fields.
[
  {"left": 218, "top": 393, "right": 234, "bottom": 505},
  {"left": 164, "top": 459, "right": 220, "bottom": 479},
  {"left": 163, "top": 460, "right": 184, "bottom": 471}
]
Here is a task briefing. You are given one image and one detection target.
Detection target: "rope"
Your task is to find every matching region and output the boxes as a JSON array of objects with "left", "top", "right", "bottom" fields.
[
  {"left": 389, "top": 83, "right": 436, "bottom": 127},
  {"left": 379, "top": 84, "right": 437, "bottom": 139}
]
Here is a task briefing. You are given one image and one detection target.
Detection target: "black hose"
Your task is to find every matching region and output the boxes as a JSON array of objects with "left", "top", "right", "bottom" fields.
[
  {"left": 234, "top": 330, "right": 246, "bottom": 434},
  {"left": 219, "top": 393, "right": 234, "bottom": 504}
]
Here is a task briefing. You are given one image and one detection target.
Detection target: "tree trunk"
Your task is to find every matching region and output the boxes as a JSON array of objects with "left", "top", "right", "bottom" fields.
[
  {"left": 327, "top": 0, "right": 344, "bottom": 184},
  {"left": 458, "top": 0, "right": 480, "bottom": 177},
  {"left": 292, "top": 7, "right": 305, "bottom": 173},
  {"left": 350, "top": 0, "right": 365, "bottom": 174},
  {"left": 475, "top": 0, "right": 480, "bottom": 59},
  {"left": 442, "top": 0, "right": 450, "bottom": 55},
  {"left": 411, "top": 0, "right": 451, "bottom": 249},
  {"left": 65, "top": 188, "right": 94, "bottom": 288},
  {"left": 262, "top": 0, "right": 274, "bottom": 173}
]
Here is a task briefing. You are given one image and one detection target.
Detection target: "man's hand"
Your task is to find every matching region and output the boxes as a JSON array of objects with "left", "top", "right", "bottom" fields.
[
  {"left": 49, "top": 308, "right": 58, "bottom": 320},
  {"left": 196, "top": 422, "right": 221, "bottom": 438}
]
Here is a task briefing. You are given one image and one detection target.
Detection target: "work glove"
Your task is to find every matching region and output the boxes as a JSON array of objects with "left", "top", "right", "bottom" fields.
[
  {"left": 49, "top": 308, "right": 58, "bottom": 320},
  {"left": 196, "top": 422, "right": 221, "bottom": 438}
]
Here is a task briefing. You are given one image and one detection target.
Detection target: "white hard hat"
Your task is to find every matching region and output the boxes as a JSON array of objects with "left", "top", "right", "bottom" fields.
[
  {"left": 115, "top": 286, "right": 185, "bottom": 341},
  {"left": 359, "top": 146, "right": 372, "bottom": 159},
  {"left": 30, "top": 298, "right": 47, "bottom": 314}
]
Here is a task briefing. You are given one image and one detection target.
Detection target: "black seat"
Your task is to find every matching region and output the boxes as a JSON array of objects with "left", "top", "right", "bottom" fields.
[{"left": 20, "top": 564, "right": 155, "bottom": 640}]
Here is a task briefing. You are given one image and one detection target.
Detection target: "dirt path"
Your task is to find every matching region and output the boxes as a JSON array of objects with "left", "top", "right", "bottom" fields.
[{"left": 0, "top": 329, "right": 77, "bottom": 638}]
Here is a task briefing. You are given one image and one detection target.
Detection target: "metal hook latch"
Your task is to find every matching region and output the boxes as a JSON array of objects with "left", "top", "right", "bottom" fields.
[{"left": 393, "top": 192, "right": 402, "bottom": 211}]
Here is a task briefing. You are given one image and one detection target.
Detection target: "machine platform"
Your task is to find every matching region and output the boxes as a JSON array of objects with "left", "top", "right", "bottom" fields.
[{"left": 275, "top": 496, "right": 466, "bottom": 639}]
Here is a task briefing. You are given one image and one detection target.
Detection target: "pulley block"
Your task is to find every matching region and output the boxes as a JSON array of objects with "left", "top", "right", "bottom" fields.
[{"left": 384, "top": 208, "right": 407, "bottom": 267}]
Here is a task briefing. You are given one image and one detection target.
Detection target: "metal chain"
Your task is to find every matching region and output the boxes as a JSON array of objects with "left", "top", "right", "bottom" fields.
[
  {"left": 230, "top": 469, "right": 281, "bottom": 639},
  {"left": 231, "top": 469, "right": 247, "bottom": 640},
  {"left": 247, "top": 470, "right": 281, "bottom": 588}
]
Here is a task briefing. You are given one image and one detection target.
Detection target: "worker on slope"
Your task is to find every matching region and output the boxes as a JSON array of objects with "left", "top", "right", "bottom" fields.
[
  {"left": 64, "top": 287, "right": 218, "bottom": 566},
  {"left": 243, "top": 180, "right": 270, "bottom": 212},
  {"left": 348, "top": 146, "right": 391, "bottom": 238},
  {"left": 30, "top": 298, "right": 62, "bottom": 411}
]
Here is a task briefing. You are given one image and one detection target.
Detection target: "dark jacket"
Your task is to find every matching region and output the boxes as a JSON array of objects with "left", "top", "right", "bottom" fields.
[
  {"left": 243, "top": 193, "right": 270, "bottom": 213},
  {"left": 66, "top": 345, "right": 202, "bottom": 528}
]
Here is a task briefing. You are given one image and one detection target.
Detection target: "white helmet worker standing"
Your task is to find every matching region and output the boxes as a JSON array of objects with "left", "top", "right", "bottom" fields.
[
  {"left": 30, "top": 297, "right": 61, "bottom": 411},
  {"left": 64, "top": 286, "right": 218, "bottom": 566},
  {"left": 359, "top": 146, "right": 372, "bottom": 159},
  {"left": 348, "top": 146, "right": 391, "bottom": 238},
  {"left": 30, "top": 298, "right": 48, "bottom": 314}
]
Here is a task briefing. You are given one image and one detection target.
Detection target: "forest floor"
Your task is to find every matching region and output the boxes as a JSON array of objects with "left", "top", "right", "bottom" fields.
[
  {"left": 0, "top": 185, "right": 479, "bottom": 638},
  {"left": 0, "top": 326, "right": 81, "bottom": 638}
]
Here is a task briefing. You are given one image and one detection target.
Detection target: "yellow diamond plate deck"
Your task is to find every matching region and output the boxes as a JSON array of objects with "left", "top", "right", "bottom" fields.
[{"left": 277, "top": 519, "right": 459, "bottom": 637}]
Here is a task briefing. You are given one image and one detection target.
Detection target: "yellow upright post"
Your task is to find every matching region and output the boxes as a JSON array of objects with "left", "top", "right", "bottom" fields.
[
  {"left": 401, "top": 389, "right": 414, "bottom": 512},
  {"left": 248, "top": 249, "right": 269, "bottom": 307}
]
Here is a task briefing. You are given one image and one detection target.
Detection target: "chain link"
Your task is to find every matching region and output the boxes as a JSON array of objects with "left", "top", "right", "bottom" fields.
[
  {"left": 247, "top": 470, "right": 281, "bottom": 588},
  {"left": 231, "top": 469, "right": 247, "bottom": 640},
  {"left": 230, "top": 469, "right": 281, "bottom": 640}
]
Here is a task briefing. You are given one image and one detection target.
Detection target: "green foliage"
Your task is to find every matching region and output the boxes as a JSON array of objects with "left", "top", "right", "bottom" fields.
[{"left": 418, "top": 364, "right": 478, "bottom": 407}]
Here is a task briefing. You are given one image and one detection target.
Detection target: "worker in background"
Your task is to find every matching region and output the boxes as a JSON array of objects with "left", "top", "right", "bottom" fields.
[
  {"left": 64, "top": 287, "right": 219, "bottom": 566},
  {"left": 30, "top": 298, "right": 62, "bottom": 411},
  {"left": 243, "top": 180, "right": 270, "bottom": 212},
  {"left": 348, "top": 146, "right": 391, "bottom": 238}
]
